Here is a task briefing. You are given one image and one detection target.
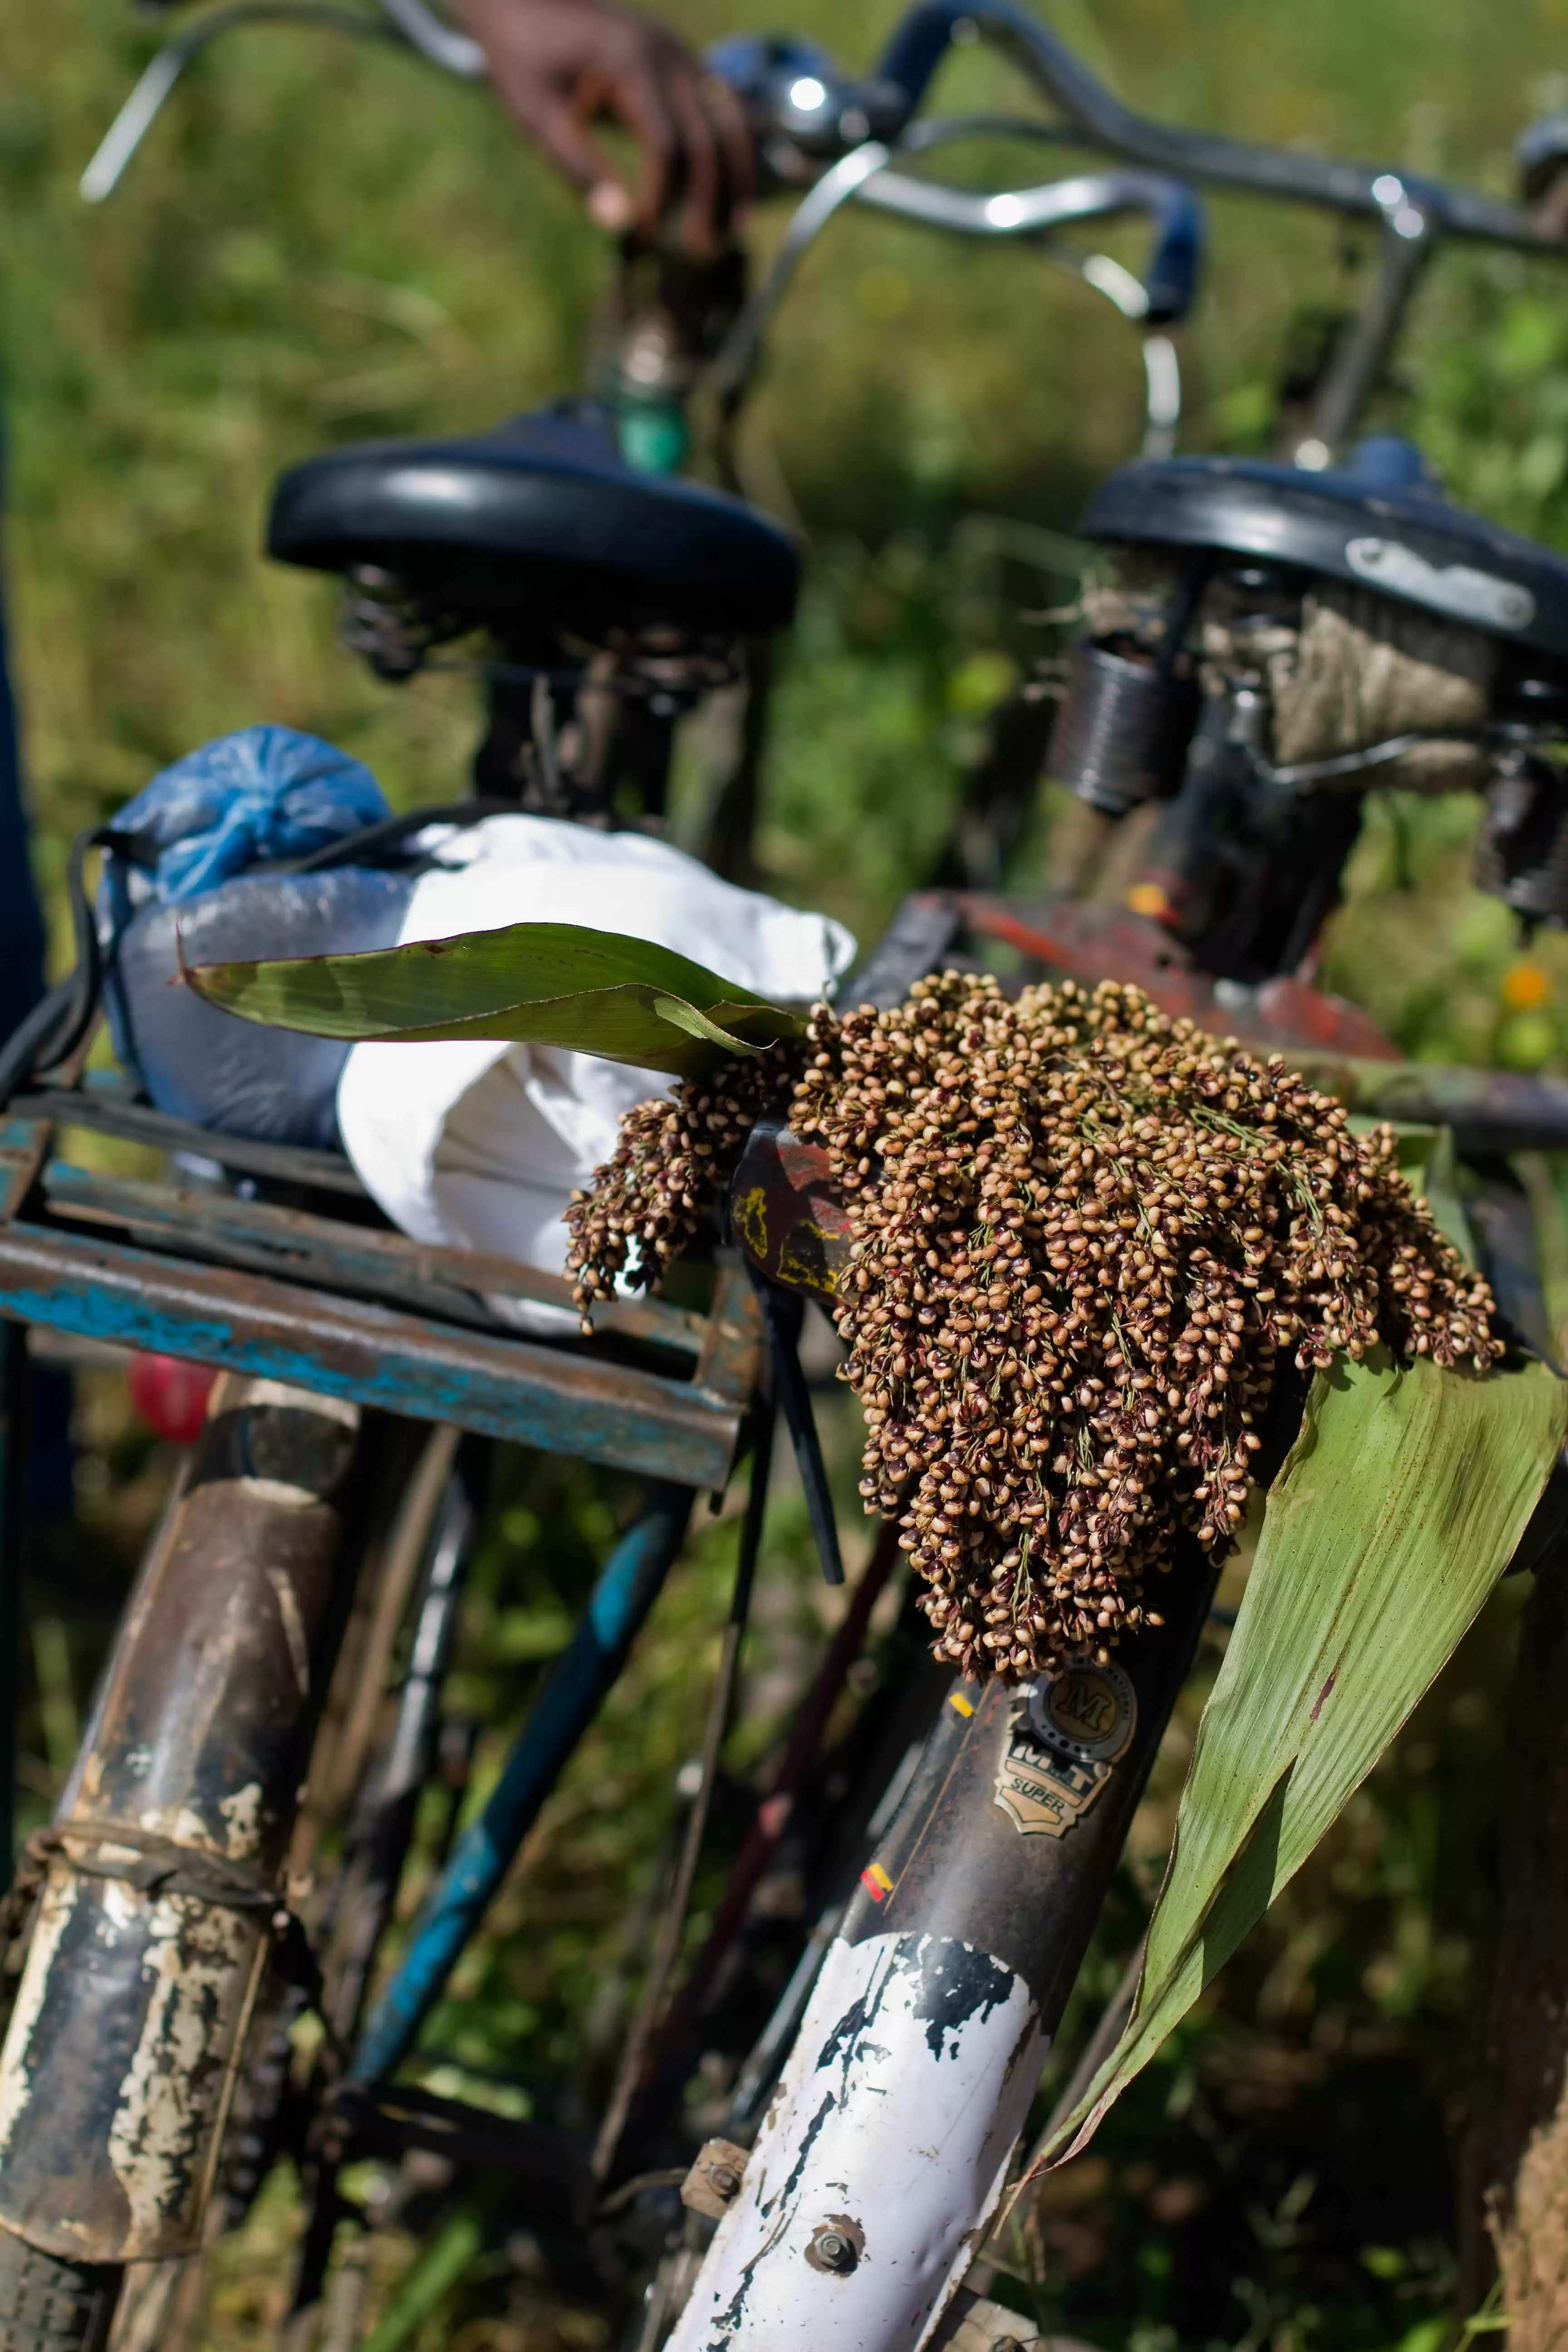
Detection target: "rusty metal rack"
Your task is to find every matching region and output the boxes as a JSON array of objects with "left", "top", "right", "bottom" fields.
[{"left": 0, "top": 1069, "right": 760, "bottom": 1493}]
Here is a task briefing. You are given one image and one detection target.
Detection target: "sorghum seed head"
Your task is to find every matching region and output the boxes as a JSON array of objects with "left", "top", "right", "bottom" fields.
[{"left": 566, "top": 975, "right": 1502, "bottom": 1682}]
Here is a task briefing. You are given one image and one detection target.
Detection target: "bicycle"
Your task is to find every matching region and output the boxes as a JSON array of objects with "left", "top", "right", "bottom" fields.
[
  {"left": 0, "top": 12, "right": 1204, "bottom": 2349},
  {"left": 3, "top": 6, "right": 1568, "bottom": 2350}
]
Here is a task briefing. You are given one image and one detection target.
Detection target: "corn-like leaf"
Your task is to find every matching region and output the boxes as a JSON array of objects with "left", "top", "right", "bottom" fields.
[
  {"left": 1011, "top": 1349, "right": 1567, "bottom": 2195},
  {"left": 182, "top": 920, "right": 809, "bottom": 1081}
]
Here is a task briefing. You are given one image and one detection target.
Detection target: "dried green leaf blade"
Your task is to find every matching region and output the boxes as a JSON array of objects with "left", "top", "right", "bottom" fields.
[
  {"left": 299, "top": 984, "right": 795, "bottom": 1078},
  {"left": 185, "top": 917, "right": 793, "bottom": 1033},
  {"left": 183, "top": 920, "right": 808, "bottom": 1078},
  {"left": 1020, "top": 1351, "right": 1567, "bottom": 2185}
]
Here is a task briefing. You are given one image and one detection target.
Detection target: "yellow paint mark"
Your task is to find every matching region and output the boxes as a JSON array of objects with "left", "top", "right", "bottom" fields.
[
  {"left": 1124, "top": 882, "right": 1171, "bottom": 920},
  {"left": 778, "top": 1229, "right": 840, "bottom": 1300},
  {"left": 735, "top": 1187, "right": 769, "bottom": 1258},
  {"left": 947, "top": 1691, "right": 975, "bottom": 1717},
  {"left": 865, "top": 1862, "right": 893, "bottom": 1893}
]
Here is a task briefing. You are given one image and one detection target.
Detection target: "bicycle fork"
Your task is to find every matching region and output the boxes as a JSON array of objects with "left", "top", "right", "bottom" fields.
[
  {"left": 666, "top": 1552, "right": 1216, "bottom": 2352},
  {"left": 0, "top": 1375, "right": 364, "bottom": 2274}
]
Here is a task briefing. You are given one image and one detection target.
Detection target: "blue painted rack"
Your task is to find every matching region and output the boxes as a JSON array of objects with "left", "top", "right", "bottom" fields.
[
  {"left": 0, "top": 1066, "right": 761, "bottom": 1921},
  {"left": 0, "top": 1073, "right": 759, "bottom": 1491}
]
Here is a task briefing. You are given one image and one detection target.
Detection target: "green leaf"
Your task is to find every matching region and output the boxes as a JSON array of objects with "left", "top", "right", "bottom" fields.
[
  {"left": 183, "top": 920, "right": 810, "bottom": 1081},
  {"left": 1390, "top": 2323, "right": 1449, "bottom": 2352},
  {"left": 358, "top": 2195, "right": 486, "bottom": 2352},
  {"left": 1011, "top": 1350, "right": 1567, "bottom": 2196}
]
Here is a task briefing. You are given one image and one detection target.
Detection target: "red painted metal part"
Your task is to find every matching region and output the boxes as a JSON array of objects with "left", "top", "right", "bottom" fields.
[
  {"left": 127, "top": 1352, "right": 218, "bottom": 1446},
  {"left": 956, "top": 894, "right": 1402, "bottom": 1061}
]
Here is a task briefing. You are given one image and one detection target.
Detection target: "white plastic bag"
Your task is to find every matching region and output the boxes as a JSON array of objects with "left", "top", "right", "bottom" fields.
[{"left": 335, "top": 816, "right": 854, "bottom": 1326}]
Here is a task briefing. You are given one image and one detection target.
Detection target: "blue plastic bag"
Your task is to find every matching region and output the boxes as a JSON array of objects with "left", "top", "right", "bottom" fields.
[
  {"left": 102, "top": 727, "right": 417, "bottom": 1149},
  {"left": 105, "top": 724, "right": 391, "bottom": 910}
]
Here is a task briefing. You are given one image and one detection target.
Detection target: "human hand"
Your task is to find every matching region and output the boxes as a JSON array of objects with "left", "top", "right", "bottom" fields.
[{"left": 451, "top": 0, "right": 753, "bottom": 254}]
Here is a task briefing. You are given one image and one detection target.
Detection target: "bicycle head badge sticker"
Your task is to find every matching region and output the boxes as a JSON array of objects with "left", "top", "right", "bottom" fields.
[{"left": 994, "top": 1656, "right": 1138, "bottom": 1837}]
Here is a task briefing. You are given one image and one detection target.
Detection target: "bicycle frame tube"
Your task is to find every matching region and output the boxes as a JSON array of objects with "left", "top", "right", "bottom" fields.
[
  {"left": 323, "top": 1460, "right": 476, "bottom": 2048},
  {"left": 0, "top": 1328, "right": 22, "bottom": 1891},
  {"left": 350, "top": 1482, "right": 692, "bottom": 2084},
  {"left": 1299, "top": 213, "right": 1435, "bottom": 462},
  {"left": 666, "top": 1544, "right": 1219, "bottom": 2352},
  {"left": 0, "top": 1377, "right": 367, "bottom": 2266}
]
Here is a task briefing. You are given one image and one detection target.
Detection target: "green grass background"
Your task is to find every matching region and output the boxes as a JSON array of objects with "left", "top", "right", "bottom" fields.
[{"left": 9, "top": 1, "right": 1568, "bottom": 2345}]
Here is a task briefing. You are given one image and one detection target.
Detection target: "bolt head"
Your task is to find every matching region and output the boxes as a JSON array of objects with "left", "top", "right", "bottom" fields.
[
  {"left": 807, "top": 2224, "right": 858, "bottom": 2274},
  {"left": 707, "top": 2165, "right": 740, "bottom": 2200}
]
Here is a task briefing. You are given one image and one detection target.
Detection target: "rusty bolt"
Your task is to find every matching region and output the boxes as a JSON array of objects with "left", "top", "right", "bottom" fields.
[
  {"left": 806, "top": 2220, "right": 862, "bottom": 2275},
  {"left": 680, "top": 2137, "right": 749, "bottom": 2220}
]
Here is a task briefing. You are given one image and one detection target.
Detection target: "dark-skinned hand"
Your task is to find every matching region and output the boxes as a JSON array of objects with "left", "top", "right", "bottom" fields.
[{"left": 451, "top": 0, "right": 753, "bottom": 254}]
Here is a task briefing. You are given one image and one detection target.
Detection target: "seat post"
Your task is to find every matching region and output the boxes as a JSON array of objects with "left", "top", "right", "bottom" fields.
[
  {"left": 472, "top": 658, "right": 678, "bottom": 828},
  {"left": 470, "top": 667, "right": 569, "bottom": 812}
]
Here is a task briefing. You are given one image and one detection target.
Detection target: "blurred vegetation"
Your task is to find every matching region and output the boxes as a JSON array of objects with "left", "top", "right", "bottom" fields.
[{"left": 9, "top": 0, "right": 1568, "bottom": 2345}]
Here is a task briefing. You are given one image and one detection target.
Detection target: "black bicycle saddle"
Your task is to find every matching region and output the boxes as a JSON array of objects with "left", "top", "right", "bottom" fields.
[
  {"left": 1081, "top": 440, "right": 1568, "bottom": 660},
  {"left": 267, "top": 400, "right": 801, "bottom": 641}
]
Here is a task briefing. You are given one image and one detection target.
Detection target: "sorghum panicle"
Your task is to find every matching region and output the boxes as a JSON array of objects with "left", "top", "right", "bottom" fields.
[{"left": 566, "top": 975, "right": 1501, "bottom": 1683}]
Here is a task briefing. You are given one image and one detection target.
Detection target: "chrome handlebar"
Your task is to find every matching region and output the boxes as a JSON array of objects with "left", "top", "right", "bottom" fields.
[
  {"left": 706, "top": 119, "right": 1196, "bottom": 452},
  {"left": 81, "top": 3, "right": 410, "bottom": 205},
  {"left": 874, "top": 0, "right": 1563, "bottom": 253},
  {"left": 82, "top": 0, "right": 1203, "bottom": 451},
  {"left": 79, "top": 0, "right": 1200, "bottom": 331},
  {"left": 84, "top": 0, "right": 1568, "bottom": 463}
]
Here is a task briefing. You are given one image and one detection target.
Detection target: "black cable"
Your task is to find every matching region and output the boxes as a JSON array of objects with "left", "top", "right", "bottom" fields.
[
  {"left": 0, "top": 827, "right": 116, "bottom": 1112},
  {"left": 0, "top": 801, "right": 524, "bottom": 1115},
  {"left": 749, "top": 1268, "right": 844, "bottom": 1587},
  {"left": 291, "top": 797, "right": 522, "bottom": 873}
]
